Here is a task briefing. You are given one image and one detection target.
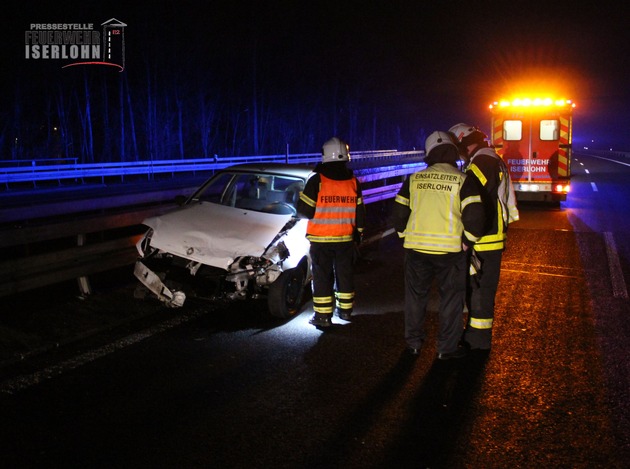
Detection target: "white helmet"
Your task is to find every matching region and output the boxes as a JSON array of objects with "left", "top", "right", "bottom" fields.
[
  {"left": 425, "top": 130, "right": 457, "bottom": 156},
  {"left": 449, "top": 123, "right": 487, "bottom": 146},
  {"left": 322, "top": 137, "right": 350, "bottom": 163}
]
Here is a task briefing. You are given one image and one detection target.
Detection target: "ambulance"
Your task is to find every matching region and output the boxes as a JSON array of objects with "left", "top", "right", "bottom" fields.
[{"left": 489, "top": 97, "right": 575, "bottom": 202}]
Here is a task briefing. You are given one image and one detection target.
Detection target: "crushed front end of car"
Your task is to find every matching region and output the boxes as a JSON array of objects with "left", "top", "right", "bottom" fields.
[{"left": 133, "top": 164, "right": 313, "bottom": 318}]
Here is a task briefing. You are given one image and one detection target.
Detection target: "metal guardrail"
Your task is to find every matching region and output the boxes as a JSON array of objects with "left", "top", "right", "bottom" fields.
[
  {"left": 0, "top": 157, "right": 79, "bottom": 167},
  {"left": 0, "top": 150, "right": 422, "bottom": 188},
  {"left": 3, "top": 149, "right": 626, "bottom": 189},
  {"left": 0, "top": 155, "right": 426, "bottom": 298},
  {"left": 578, "top": 150, "right": 630, "bottom": 159}
]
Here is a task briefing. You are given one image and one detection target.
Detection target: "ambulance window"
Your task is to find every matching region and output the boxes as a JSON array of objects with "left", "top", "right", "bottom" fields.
[
  {"left": 540, "top": 119, "right": 559, "bottom": 140},
  {"left": 503, "top": 120, "right": 522, "bottom": 141}
]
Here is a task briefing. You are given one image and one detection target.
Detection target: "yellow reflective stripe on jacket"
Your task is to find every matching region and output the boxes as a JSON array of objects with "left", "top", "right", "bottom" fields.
[
  {"left": 306, "top": 234, "right": 354, "bottom": 242},
  {"left": 461, "top": 194, "right": 482, "bottom": 211},
  {"left": 475, "top": 197, "right": 507, "bottom": 251},
  {"left": 395, "top": 194, "right": 410, "bottom": 206},
  {"left": 475, "top": 232, "right": 507, "bottom": 250},
  {"left": 469, "top": 163, "right": 487, "bottom": 186},
  {"left": 403, "top": 233, "right": 463, "bottom": 252},
  {"left": 299, "top": 192, "right": 316, "bottom": 207},
  {"left": 469, "top": 317, "right": 493, "bottom": 329}
]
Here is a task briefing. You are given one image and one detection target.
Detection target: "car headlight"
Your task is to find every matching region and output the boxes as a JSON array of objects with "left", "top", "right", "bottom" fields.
[
  {"left": 136, "top": 228, "right": 154, "bottom": 257},
  {"left": 226, "top": 241, "right": 290, "bottom": 286},
  {"left": 265, "top": 241, "right": 290, "bottom": 264}
]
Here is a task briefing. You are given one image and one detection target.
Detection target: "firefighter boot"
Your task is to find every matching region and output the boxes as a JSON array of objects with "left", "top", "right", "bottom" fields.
[
  {"left": 309, "top": 313, "right": 332, "bottom": 328},
  {"left": 335, "top": 307, "right": 352, "bottom": 321}
]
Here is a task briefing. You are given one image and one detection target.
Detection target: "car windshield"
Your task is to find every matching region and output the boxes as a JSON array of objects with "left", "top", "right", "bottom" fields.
[{"left": 190, "top": 171, "right": 305, "bottom": 215}]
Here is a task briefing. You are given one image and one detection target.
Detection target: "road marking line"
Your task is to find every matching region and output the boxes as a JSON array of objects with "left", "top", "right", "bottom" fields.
[
  {"left": 0, "top": 309, "right": 208, "bottom": 395},
  {"left": 591, "top": 182, "right": 598, "bottom": 192},
  {"left": 586, "top": 154, "right": 630, "bottom": 168},
  {"left": 501, "top": 268, "right": 581, "bottom": 279},
  {"left": 604, "top": 232, "right": 628, "bottom": 299},
  {"left": 363, "top": 227, "right": 395, "bottom": 245}
]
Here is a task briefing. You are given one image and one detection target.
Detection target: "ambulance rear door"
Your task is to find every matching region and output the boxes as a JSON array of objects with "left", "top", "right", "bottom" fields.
[{"left": 494, "top": 110, "right": 569, "bottom": 201}]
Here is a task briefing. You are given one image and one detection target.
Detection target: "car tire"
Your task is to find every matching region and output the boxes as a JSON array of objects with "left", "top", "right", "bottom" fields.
[{"left": 267, "top": 266, "right": 305, "bottom": 318}]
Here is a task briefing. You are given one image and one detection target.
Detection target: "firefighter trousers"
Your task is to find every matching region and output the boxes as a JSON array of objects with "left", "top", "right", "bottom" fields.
[
  {"left": 404, "top": 249, "right": 467, "bottom": 354},
  {"left": 310, "top": 242, "right": 356, "bottom": 316},
  {"left": 465, "top": 249, "right": 503, "bottom": 350}
]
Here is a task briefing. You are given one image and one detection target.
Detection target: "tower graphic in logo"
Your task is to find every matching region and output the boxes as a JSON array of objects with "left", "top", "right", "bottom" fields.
[{"left": 101, "top": 18, "right": 126, "bottom": 71}]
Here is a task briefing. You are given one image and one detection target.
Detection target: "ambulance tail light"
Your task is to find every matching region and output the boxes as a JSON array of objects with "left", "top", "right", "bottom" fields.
[{"left": 554, "top": 184, "right": 570, "bottom": 194}]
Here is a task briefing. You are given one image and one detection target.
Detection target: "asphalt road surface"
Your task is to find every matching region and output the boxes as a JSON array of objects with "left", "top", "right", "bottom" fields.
[{"left": 0, "top": 153, "right": 629, "bottom": 468}]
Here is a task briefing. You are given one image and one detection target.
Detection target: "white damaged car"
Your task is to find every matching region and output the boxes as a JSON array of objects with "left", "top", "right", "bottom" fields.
[{"left": 134, "top": 163, "right": 314, "bottom": 318}]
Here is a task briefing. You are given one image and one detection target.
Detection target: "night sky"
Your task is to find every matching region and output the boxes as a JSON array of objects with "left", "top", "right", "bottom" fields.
[{"left": 4, "top": 0, "right": 630, "bottom": 152}]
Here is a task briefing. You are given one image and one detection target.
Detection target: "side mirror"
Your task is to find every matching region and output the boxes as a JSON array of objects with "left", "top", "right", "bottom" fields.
[{"left": 174, "top": 195, "right": 187, "bottom": 206}]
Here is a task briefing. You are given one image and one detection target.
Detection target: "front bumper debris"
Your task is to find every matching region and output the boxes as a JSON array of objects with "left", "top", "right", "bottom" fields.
[{"left": 134, "top": 261, "right": 186, "bottom": 308}]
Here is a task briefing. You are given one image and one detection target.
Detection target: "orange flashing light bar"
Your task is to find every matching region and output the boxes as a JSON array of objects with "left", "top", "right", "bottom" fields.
[{"left": 489, "top": 98, "right": 575, "bottom": 109}]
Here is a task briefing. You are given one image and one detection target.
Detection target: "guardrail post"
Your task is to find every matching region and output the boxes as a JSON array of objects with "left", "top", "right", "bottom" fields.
[
  {"left": 31, "top": 160, "right": 38, "bottom": 188},
  {"left": 76, "top": 233, "right": 92, "bottom": 297}
]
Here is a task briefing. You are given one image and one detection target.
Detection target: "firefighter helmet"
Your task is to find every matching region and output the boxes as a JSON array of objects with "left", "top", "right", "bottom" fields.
[
  {"left": 449, "top": 123, "right": 487, "bottom": 146},
  {"left": 425, "top": 130, "right": 458, "bottom": 156},
  {"left": 322, "top": 137, "right": 350, "bottom": 163}
]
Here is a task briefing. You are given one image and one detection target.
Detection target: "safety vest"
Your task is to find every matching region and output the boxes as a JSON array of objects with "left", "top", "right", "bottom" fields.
[
  {"left": 401, "top": 164, "right": 465, "bottom": 253},
  {"left": 307, "top": 175, "right": 358, "bottom": 243}
]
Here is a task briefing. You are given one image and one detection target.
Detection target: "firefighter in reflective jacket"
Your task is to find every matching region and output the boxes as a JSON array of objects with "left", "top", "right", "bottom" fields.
[
  {"left": 297, "top": 137, "right": 366, "bottom": 328},
  {"left": 392, "top": 130, "right": 486, "bottom": 359},
  {"left": 449, "top": 123, "right": 520, "bottom": 350}
]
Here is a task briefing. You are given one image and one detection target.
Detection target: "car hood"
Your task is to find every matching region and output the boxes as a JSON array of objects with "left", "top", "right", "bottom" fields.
[{"left": 142, "top": 202, "right": 302, "bottom": 270}]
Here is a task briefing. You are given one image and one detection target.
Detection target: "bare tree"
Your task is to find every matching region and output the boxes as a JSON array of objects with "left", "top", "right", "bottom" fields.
[
  {"left": 124, "top": 74, "right": 139, "bottom": 161},
  {"left": 198, "top": 92, "right": 219, "bottom": 159}
]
